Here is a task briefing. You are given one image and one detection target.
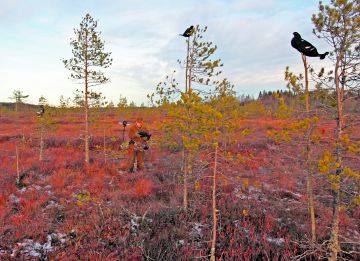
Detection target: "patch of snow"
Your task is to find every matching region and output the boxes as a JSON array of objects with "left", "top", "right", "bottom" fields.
[
  {"left": 266, "top": 237, "right": 285, "bottom": 246},
  {"left": 191, "top": 223, "right": 204, "bottom": 238},
  {"left": 45, "top": 200, "right": 63, "bottom": 210},
  {"left": 131, "top": 216, "right": 140, "bottom": 233},
  {"left": 44, "top": 185, "right": 53, "bottom": 195},
  {"left": 9, "top": 194, "right": 20, "bottom": 204},
  {"left": 292, "top": 192, "right": 301, "bottom": 198},
  {"left": 10, "top": 232, "right": 70, "bottom": 258},
  {"left": 248, "top": 186, "right": 261, "bottom": 193},
  {"left": 177, "top": 239, "right": 185, "bottom": 246},
  {"left": 48, "top": 233, "right": 67, "bottom": 245},
  {"left": 34, "top": 185, "right": 42, "bottom": 191},
  {"left": 11, "top": 238, "right": 52, "bottom": 258},
  {"left": 0, "top": 248, "right": 7, "bottom": 256},
  {"left": 130, "top": 215, "right": 152, "bottom": 235}
]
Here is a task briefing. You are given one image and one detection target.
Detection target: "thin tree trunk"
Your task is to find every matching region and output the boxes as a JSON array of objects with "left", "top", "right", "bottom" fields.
[
  {"left": 329, "top": 59, "right": 343, "bottom": 261},
  {"left": 85, "top": 51, "right": 89, "bottom": 164},
  {"left": 210, "top": 143, "right": 218, "bottom": 261},
  {"left": 188, "top": 40, "right": 192, "bottom": 93},
  {"left": 16, "top": 142, "right": 20, "bottom": 184},
  {"left": 302, "top": 54, "right": 309, "bottom": 112},
  {"left": 315, "top": 90, "right": 319, "bottom": 116},
  {"left": 306, "top": 137, "right": 316, "bottom": 246},
  {"left": 39, "top": 124, "right": 44, "bottom": 161},
  {"left": 185, "top": 38, "right": 190, "bottom": 94},
  {"left": 103, "top": 129, "right": 106, "bottom": 164},
  {"left": 183, "top": 151, "right": 188, "bottom": 210},
  {"left": 302, "top": 53, "right": 316, "bottom": 245}
]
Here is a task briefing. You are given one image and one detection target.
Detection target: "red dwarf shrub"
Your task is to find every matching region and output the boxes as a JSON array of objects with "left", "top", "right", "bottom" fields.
[{"left": 135, "top": 178, "right": 153, "bottom": 197}]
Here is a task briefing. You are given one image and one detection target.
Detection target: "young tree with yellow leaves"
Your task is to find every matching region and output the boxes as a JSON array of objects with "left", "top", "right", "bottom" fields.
[
  {"left": 311, "top": 0, "right": 359, "bottom": 259},
  {"left": 150, "top": 25, "right": 223, "bottom": 209},
  {"left": 153, "top": 76, "right": 252, "bottom": 260}
]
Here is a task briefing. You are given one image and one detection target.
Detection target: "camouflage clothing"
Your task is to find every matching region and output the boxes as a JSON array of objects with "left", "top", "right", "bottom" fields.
[{"left": 124, "top": 123, "right": 150, "bottom": 172}]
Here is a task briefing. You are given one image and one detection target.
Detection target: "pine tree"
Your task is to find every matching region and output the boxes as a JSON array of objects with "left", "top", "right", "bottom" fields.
[
  {"left": 178, "top": 25, "right": 223, "bottom": 93},
  {"left": 9, "top": 89, "right": 29, "bottom": 112},
  {"left": 117, "top": 95, "right": 128, "bottom": 108},
  {"left": 59, "top": 95, "right": 71, "bottom": 108},
  {"left": 36, "top": 97, "right": 57, "bottom": 161},
  {"left": 312, "top": 1, "right": 359, "bottom": 259},
  {"left": 38, "top": 95, "right": 48, "bottom": 106},
  {"left": 63, "top": 13, "right": 112, "bottom": 164}
]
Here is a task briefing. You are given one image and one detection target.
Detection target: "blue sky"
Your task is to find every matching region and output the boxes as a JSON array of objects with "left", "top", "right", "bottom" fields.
[{"left": 0, "top": 0, "right": 332, "bottom": 106}]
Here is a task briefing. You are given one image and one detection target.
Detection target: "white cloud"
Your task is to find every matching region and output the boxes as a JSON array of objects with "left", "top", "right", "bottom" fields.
[{"left": 0, "top": 0, "right": 334, "bottom": 105}]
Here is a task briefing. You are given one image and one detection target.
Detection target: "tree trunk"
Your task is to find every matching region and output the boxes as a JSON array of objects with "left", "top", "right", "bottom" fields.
[
  {"left": 306, "top": 138, "right": 316, "bottom": 246},
  {"left": 302, "top": 53, "right": 316, "bottom": 246},
  {"left": 185, "top": 38, "right": 190, "bottom": 94},
  {"left": 16, "top": 142, "right": 20, "bottom": 185},
  {"left": 210, "top": 144, "right": 218, "bottom": 261},
  {"left": 103, "top": 129, "right": 106, "bottom": 164},
  {"left": 39, "top": 124, "right": 44, "bottom": 161},
  {"left": 183, "top": 149, "right": 188, "bottom": 210},
  {"left": 315, "top": 90, "right": 319, "bottom": 116},
  {"left": 188, "top": 41, "right": 192, "bottom": 93},
  {"left": 302, "top": 54, "right": 309, "bottom": 112},
  {"left": 329, "top": 59, "right": 343, "bottom": 261},
  {"left": 85, "top": 53, "right": 89, "bottom": 164}
]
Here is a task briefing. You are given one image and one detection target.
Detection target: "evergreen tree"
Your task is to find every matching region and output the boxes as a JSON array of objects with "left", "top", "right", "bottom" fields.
[
  {"left": 117, "top": 95, "right": 128, "bottom": 108},
  {"left": 9, "top": 89, "right": 29, "bottom": 112},
  {"left": 63, "top": 13, "right": 112, "bottom": 164},
  {"left": 312, "top": 1, "right": 359, "bottom": 259},
  {"left": 178, "top": 25, "right": 223, "bottom": 92},
  {"left": 38, "top": 95, "right": 48, "bottom": 106}
]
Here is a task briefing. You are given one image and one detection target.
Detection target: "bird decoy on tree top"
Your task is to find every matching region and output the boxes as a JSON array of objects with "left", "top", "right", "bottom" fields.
[
  {"left": 291, "top": 32, "right": 329, "bottom": 60},
  {"left": 180, "top": 25, "right": 195, "bottom": 37}
]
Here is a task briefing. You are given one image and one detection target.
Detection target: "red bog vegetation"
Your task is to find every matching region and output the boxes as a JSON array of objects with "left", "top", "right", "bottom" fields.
[{"left": 0, "top": 109, "right": 358, "bottom": 260}]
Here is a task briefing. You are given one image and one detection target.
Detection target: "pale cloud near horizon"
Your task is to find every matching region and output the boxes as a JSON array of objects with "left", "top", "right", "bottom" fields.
[{"left": 0, "top": 0, "right": 333, "bottom": 106}]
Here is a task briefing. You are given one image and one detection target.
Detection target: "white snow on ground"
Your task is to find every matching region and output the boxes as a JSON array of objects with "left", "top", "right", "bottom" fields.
[
  {"left": 45, "top": 200, "right": 64, "bottom": 210},
  {"left": 10, "top": 239, "right": 52, "bottom": 258},
  {"left": 9, "top": 233, "right": 69, "bottom": 258},
  {"left": 131, "top": 216, "right": 140, "bottom": 233},
  {"left": 9, "top": 194, "right": 20, "bottom": 204},
  {"left": 130, "top": 215, "right": 153, "bottom": 235},
  {"left": 191, "top": 222, "right": 204, "bottom": 238},
  {"left": 0, "top": 248, "right": 6, "bottom": 256},
  {"left": 266, "top": 237, "right": 285, "bottom": 246}
]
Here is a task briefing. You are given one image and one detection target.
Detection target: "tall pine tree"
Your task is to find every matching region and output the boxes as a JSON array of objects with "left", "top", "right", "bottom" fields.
[{"left": 63, "top": 13, "right": 112, "bottom": 164}]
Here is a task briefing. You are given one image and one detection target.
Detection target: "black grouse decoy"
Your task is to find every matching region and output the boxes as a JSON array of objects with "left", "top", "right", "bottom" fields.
[
  {"left": 180, "top": 25, "right": 194, "bottom": 37},
  {"left": 291, "top": 32, "right": 329, "bottom": 60},
  {"left": 36, "top": 105, "right": 45, "bottom": 117}
]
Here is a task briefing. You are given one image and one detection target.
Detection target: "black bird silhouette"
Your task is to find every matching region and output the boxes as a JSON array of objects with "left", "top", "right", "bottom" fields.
[
  {"left": 180, "top": 25, "right": 194, "bottom": 37},
  {"left": 291, "top": 32, "right": 329, "bottom": 60},
  {"left": 36, "top": 105, "right": 45, "bottom": 117}
]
